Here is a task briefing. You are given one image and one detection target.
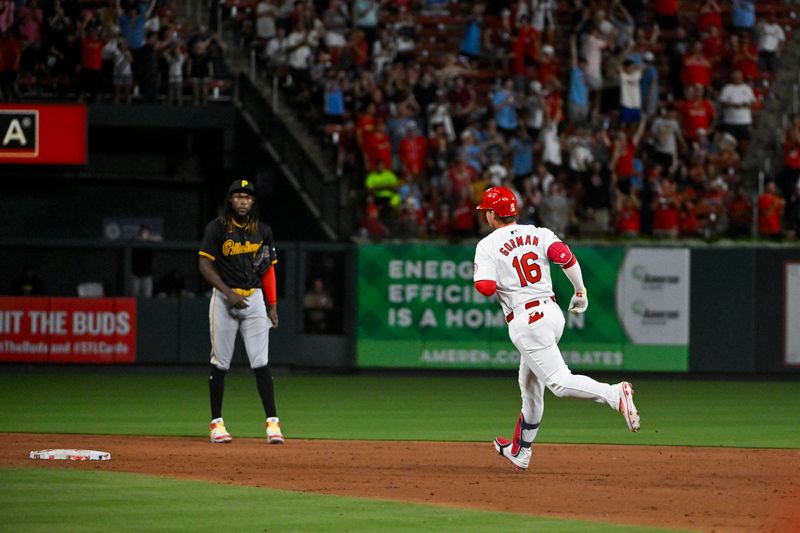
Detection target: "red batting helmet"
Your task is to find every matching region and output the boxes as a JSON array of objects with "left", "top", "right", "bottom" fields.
[{"left": 477, "top": 186, "right": 518, "bottom": 217}]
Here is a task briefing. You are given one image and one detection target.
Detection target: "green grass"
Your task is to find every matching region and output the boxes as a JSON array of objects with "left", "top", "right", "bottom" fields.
[
  {"left": 0, "top": 468, "right": 682, "bottom": 533},
  {"left": 2, "top": 367, "right": 799, "bottom": 448}
]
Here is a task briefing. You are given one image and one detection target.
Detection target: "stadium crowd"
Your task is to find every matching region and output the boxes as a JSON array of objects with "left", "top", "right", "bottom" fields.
[
  {"left": 0, "top": 0, "right": 232, "bottom": 104},
  {"left": 231, "top": 0, "right": 800, "bottom": 241}
]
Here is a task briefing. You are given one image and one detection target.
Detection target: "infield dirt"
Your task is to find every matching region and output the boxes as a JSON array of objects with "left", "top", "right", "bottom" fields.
[{"left": 3, "top": 433, "right": 799, "bottom": 532}]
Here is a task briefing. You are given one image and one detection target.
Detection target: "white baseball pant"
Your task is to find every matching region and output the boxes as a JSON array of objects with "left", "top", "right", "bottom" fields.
[
  {"left": 507, "top": 297, "right": 621, "bottom": 442},
  {"left": 209, "top": 288, "right": 273, "bottom": 370}
]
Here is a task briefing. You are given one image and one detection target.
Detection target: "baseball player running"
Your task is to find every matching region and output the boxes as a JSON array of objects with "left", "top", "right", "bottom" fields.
[
  {"left": 473, "top": 186, "right": 639, "bottom": 470},
  {"left": 199, "top": 179, "right": 284, "bottom": 444}
]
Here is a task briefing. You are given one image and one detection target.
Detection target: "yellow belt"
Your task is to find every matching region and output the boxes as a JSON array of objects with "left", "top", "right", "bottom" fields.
[{"left": 232, "top": 288, "right": 255, "bottom": 297}]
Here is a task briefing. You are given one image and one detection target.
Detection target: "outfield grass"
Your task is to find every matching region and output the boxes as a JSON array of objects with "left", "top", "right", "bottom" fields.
[
  {"left": 0, "top": 469, "right": 684, "bottom": 533},
  {"left": 2, "top": 367, "right": 795, "bottom": 532},
  {"left": 2, "top": 367, "right": 799, "bottom": 448}
]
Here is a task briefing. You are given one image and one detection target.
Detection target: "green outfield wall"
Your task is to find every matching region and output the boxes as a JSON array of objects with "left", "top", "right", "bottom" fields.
[
  {"left": 356, "top": 244, "right": 690, "bottom": 372},
  {"left": 2, "top": 240, "right": 799, "bottom": 374}
]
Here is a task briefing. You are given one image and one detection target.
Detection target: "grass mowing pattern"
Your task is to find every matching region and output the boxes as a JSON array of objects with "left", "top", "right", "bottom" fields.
[
  {"left": 2, "top": 368, "right": 799, "bottom": 448},
  {"left": 0, "top": 468, "right": 682, "bottom": 533}
]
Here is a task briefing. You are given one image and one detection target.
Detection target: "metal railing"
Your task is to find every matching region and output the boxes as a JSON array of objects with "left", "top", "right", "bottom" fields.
[{"left": 236, "top": 74, "right": 351, "bottom": 240}]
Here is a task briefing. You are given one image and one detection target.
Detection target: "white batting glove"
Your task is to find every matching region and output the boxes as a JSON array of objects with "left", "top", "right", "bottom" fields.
[{"left": 568, "top": 290, "right": 588, "bottom": 314}]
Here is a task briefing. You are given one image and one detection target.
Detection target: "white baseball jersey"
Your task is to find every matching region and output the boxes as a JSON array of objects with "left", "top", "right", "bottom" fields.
[{"left": 474, "top": 223, "right": 562, "bottom": 316}]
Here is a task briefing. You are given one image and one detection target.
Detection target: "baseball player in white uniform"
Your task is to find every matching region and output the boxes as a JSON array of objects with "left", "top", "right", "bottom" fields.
[{"left": 473, "top": 186, "right": 640, "bottom": 470}]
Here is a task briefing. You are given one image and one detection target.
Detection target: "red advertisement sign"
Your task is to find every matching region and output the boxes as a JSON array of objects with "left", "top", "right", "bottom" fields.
[
  {"left": 0, "top": 297, "right": 137, "bottom": 364},
  {"left": 0, "top": 104, "right": 87, "bottom": 165}
]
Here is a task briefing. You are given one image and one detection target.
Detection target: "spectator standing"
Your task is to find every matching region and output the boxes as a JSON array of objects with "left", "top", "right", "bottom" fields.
[
  {"left": 321, "top": 0, "right": 349, "bottom": 61},
  {"left": 727, "top": 184, "right": 752, "bottom": 237},
  {"left": 531, "top": 0, "right": 556, "bottom": 37},
  {"left": 0, "top": 0, "right": 14, "bottom": 34},
  {"left": 398, "top": 122, "right": 427, "bottom": 177},
  {"left": 392, "top": 10, "right": 417, "bottom": 63},
  {"left": 615, "top": 193, "right": 640, "bottom": 236},
  {"left": 359, "top": 195, "right": 391, "bottom": 239},
  {"left": 652, "top": 179, "right": 680, "bottom": 238},
  {"left": 618, "top": 59, "right": 643, "bottom": 125},
  {"left": 188, "top": 37, "right": 213, "bottom": 105},
  {"left": 666, "top": 26, "right": 690, "bottom": 95},
  {"left": 365, "top": 158, "right": 400, "bottom": 220},
  {"left": 363, "top": 120, "right": 391, "bottom": 170},
  {"left": 285, "top": 21, "right": 313, "bottom": 92},
  {"left": 113, "top": 38, "right": 134, "bottom": 103},
  {"left": 731, "top": 32, "right": 759, "bottom": 82},
  {"left": 566, "top": 127, "right": 593, "bottom": 184},
  {"left": 117, "top": 0, "right": 155, "bottom": 68},
  {"left": 79, "top": 23, "right": 105, "bottom": 102},
  {"left": 679, "top": 84, "right": 715, "bottom": 140},
  {"left": 532, "top": 162, "right": 555, "bottom": 198},
  {"left": 681, "top": 41, "right": 712, "bottom": 90},
  {"left": 519, "top": 81, "right": 542, "bottom": 137},
  {"left": 758, "top": 181, "right": 785, "bottom": 238},
  {"left": 512, "top": 14, "right": 540, "bottom": 84},
  {"left": 654, "top": 0, "right": 678, "bottom": 30},
  {"left": 448, "top": 76, "right": 478, "bottom": 135},
  {"left": 138, "top": 31, "right": 160, "bottom": 103},
  {"left": 580, "top": 160, "right": 612, "bottom": 235},
  {"left": 731, "top": 0, "right": 755, "bottom": 35},
  {"left": 0, "top": 28, "right": 21, "bottom": 101},
  {"left": 568, "top": 35, "right": 590, "bottom": 124},
  {"left": 537, "top": 44, "right": 559, "bottom": 87},
  {"left": 255, "top": 0, "right": 278, "bottom": 43},
  {"left": 166, "top": 43, "right": 186, "bottom": 105},
  {"left": 610, "top": 122, "right": 645, "bottom": 194},
  {"left": 510, "top": 127, "right": 534, "bottom": 185},
  {"left": 353, "top": 0, "right": 380, "bottom": 47},
  {"left": 371, "top": 27, "right": 394, "bottom": 77},
  {"left": 719, "top": 70, "right": 756, "bottom": 143},
  {"left": 265, "top": 26, "right": 288, "bottom": 78},
  {"left": 756, "top": 11, "right": 785, "bottom": 73},
  {"left": 451, "top": 188, "right": 477, "bottom": 238},
  {"left": 539, "top": 181, "right": 570, "bottom": 236},
  {"left": 17, "top": 0, "right": 43, "bottom": 71},
  {"left": 640, "top": 51, "right": 659, "bottom": 117},
  {"left": 323, "top": 69, "right": 346, "bottom": 127},
  {"left": 697, "top": 0, "right": 722, "bottom": 34},
  {"left": 459, "top": 2, "right": 483, "bottom": 61},
  {"left": 702, "top": 25, "right": 725, "bottom": 70},
  {"left": 445, "top": 150, "right": 478, "bottom": 204},
  {"left": 651, "top": 107, "right": 684, "bottom": 171},
  {"left": 492, "top": 78, "right": 518, "bottom": 138},
  {"left": 581, "top": 24, "right": 608, "bottom": 101}
]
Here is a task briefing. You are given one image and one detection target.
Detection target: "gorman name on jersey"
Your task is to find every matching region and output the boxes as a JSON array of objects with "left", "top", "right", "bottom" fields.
[
  {"left": 498, "top": 234, "right": 540, "bottom": 256},
  {"left": 222, "top": 240, "right": 261, "bottom": 256}
]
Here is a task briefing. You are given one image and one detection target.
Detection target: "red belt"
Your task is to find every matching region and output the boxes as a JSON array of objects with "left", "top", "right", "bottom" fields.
[{"left": 505, "top": 296, "right": 556, "bottom": 323}]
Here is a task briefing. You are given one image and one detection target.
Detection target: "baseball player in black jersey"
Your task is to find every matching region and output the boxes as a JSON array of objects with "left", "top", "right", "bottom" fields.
[{"left": 199, "top": 179, "right": 284, "bottom": 444}]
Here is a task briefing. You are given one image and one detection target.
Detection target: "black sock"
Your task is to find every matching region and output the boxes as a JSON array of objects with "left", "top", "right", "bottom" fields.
[
  {"left": 209, "top": 365, "right": 226, "bottom": 420},
  {"left": 253, "top": 365, "right": 277, "bottom": 418}
]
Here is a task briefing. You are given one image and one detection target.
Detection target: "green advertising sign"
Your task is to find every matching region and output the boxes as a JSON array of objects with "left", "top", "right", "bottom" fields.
[{"left": 356, "top": 244, "right": 688, "bottom": 372}]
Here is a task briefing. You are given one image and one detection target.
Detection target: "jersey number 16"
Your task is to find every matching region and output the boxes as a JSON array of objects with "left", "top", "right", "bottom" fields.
[{"left": 511, "top": 252, "right": 542, "bottom": 286}]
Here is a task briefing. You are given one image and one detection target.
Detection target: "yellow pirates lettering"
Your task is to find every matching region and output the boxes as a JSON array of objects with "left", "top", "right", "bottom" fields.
[{"left": 222, "top": 240, "right": 262, "bottom": 256}]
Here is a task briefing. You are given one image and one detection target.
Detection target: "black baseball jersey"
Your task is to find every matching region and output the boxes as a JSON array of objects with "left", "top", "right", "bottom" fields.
[{"left": 199, "top": 218, "right": 277, "bottom": 290}]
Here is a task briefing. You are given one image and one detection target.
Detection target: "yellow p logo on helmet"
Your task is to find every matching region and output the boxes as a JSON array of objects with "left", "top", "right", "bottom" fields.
[{"left": 241, "top": 180, "right": 248, "bottom": 187}]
